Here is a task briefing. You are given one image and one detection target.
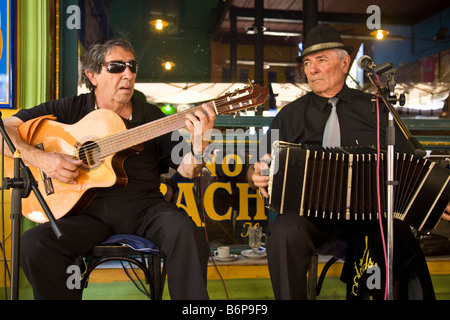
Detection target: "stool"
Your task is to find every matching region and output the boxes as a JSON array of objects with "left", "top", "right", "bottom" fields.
[
  {"left": 308, "top": 239, "right": 347, "bottom": 300},
  {"left": 80, "top": 234, "right": 166, "bottom": 300}
]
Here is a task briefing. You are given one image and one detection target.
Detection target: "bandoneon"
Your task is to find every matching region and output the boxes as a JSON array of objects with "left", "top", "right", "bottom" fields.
[{"left": 267, "top": 141, "right": 450, "bottom": 232}]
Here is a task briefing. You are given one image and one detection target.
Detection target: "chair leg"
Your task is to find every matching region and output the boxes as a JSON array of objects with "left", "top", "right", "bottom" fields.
[
  {"left": 316, "top": 257, "right": 338, "bottom": 296},
  {"left": 308, "top": 254, "right": 318, "bottom": 300},
  {"left": 81, "top": 256, "right": 153, "bottom": 298},
  {"left": 160, "top": 262, "right": 166, "bottom": 297},
  {"left": 149, "top": 254, "right": 165, "bottom": 300}
]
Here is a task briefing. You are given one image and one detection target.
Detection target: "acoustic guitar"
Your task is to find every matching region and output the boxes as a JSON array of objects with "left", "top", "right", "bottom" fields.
[{"left": 5, "top": 85, "right": 269, "bottom": 223}]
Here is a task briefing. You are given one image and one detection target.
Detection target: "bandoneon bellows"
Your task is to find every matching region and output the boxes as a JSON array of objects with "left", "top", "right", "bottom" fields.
[{"left": 268, "top": 141, "right": 450, "bottom": 232}]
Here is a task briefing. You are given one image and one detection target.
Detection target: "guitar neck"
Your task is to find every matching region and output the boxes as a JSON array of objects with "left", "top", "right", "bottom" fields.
[
  {"left": 97, "top": 104, "right": 207, "bottom": 158},
  {"left": 95, "top": 85, "right": 268, "bottom": 159}
]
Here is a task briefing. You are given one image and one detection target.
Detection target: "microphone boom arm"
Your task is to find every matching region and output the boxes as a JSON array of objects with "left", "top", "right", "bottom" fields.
[{"left": 365, "top": 70, "right": 426, "bottom": 158}]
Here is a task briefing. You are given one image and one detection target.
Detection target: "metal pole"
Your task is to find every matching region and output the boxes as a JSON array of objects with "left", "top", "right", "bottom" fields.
[
  {"left": 230, "top": 9, "right": 237, "bottom": 82},
  {"left": 254, "top": 0, "right": 264, "bottom": 86},
  {"left": 10, "top": 153, "right": 22, "bottom": 300},
  {"left": 386, "top": 113, "right": 395, "bottom": 300},
  {"left": 303, "top": 0, "right": 318, "bottom": 47}
]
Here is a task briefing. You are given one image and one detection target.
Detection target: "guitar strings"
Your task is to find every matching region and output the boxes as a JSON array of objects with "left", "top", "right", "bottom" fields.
[
  {"left": 67, "top": 98, "right": 245, "bottom": 161},
  {"left": 64, "top": 89, "right": 256, "bottom": 162},
  {"left": 65, "top": 105, "right": 203, "bottom": 160}
]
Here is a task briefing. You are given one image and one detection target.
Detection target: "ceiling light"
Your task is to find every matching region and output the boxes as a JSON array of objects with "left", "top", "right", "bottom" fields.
[
  {"left": 245, "top": 25, "right": 267, "bottom": 34},
  {"left": 370, "top": 29, "right": 389, "bottom": 40},
  {"left": 162, "top": 61, "right": 175, "bottom": 70},
  {"left": 245, "top": 25, "right": 301, "bottom": 37},
  {"left": 225, "top": 59, "right": 297, "bottom": 68},
  {"left": 149, "top": 19, "right": 169, "bottom": 31},
  {"left": 265, "top": 30, "right": 301, "bottom": 37}
]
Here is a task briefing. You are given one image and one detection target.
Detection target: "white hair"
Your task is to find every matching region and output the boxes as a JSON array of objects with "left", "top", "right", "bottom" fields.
[{"left": 333, "top": 48, "right": 349, "bottom": 60}]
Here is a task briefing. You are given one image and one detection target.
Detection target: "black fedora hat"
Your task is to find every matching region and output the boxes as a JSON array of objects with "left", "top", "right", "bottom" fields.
[{"left": 297, "top": 25, "right": 353, "bottom": 62}]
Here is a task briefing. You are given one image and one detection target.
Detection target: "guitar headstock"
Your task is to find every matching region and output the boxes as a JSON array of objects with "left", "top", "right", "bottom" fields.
[{"left": 212, "top": 84, "right": 269, "bottom": 116}]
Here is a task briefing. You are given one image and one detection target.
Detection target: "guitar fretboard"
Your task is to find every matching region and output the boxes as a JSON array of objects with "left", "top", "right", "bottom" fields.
[
  {"left": 84, "top": 85, "right": 265, "bottom": 160},
  {"left": 96, "top": 104, "right": 205, "bottom": 159}
]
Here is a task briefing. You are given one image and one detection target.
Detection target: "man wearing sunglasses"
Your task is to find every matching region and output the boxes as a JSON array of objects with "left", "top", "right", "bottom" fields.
[{"left": 2, "top": 38, "right": 215, "bottom": 299}]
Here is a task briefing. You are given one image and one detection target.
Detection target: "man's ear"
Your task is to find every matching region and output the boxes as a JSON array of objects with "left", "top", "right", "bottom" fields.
[
  {"left": 84, "top": 69, "right": 98, "bottom": 87},
  {"left": 342, "top": 55, "right": 351, "bottom": 74}
]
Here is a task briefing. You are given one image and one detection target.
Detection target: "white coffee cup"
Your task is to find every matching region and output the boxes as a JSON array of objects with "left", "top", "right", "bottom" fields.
[{"left": 214, "top": 246, "right": 230, "bottom": 259}]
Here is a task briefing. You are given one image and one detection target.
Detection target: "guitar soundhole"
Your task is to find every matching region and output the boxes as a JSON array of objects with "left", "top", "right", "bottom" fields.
[{"left": 78, "top": 141, "right": 102, "bottom": 170}]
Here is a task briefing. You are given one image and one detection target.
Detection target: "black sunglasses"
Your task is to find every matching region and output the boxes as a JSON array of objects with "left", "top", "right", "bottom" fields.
[{"left": 102, "top": 60, "right": 138, "bottom": 74}]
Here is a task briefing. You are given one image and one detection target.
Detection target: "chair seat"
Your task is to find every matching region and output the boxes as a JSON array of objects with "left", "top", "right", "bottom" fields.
[
  {"left": 80, "top": 234, "right": 165, "bottom": 300},
  {"left": 100, "top": 234, "right": 161, "bottom": 255}
]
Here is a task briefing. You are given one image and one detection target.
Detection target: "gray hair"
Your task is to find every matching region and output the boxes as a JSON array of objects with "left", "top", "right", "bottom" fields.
[
  {"left": 333, "top": 48, "right": 349, "bottom": 60},
  {"left": 81, "top": 38, "right": 136, "bottom": 91}
]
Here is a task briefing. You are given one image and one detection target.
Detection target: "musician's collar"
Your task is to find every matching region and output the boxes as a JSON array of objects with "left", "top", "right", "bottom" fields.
[
  {"left": 311, "top": 84, "right": 352, "bottom": 111},
  {"left": 334, "top": 84, "right": 352, "bottom": 105},
  {"left": 311, "top": 91, "right": 332, "bottom": 111}
]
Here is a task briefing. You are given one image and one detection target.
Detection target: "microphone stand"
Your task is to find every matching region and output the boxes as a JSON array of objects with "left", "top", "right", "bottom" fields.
[
  {"left": 0, "top": 114, "right": 62, "bottom": 300},
  {"left": 365, "top": 68, "right": 426, "bottom": 300}
]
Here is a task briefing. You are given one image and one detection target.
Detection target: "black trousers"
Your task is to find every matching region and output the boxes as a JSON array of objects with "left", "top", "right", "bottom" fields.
[
  {"left": 20, "top": 197, "right": 210, "bottom": 300},
  {"left": 266, "top": 214, "right": 353, "bottom": 300},
  {"left": 266, "top": 214, "right": 435, "bottom": 300}
]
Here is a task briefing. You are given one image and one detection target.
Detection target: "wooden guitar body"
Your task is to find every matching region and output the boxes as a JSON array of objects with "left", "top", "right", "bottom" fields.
[{"left": 5, "top": 109, "right": 138, "bottom": 223}]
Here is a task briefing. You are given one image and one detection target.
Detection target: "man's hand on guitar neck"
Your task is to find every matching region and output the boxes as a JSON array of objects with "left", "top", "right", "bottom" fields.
[
  {"left": 178, "top": 103, "right": 216, "bottom": 179},
  {"left": 184, "top": 103, "right": 216, "bottom": 156}
]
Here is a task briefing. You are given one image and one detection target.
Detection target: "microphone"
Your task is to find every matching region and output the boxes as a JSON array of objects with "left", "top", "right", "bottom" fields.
[
  {"left": 357, "top": 55, "right": 375, "bottom": 71},
  {"left": 357, "top": 55, "right": 395, "bottom": 75}
]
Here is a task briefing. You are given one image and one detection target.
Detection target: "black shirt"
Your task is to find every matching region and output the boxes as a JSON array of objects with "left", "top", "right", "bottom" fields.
[{"left": 262, "top": 84, "right": 412, "bottom": 154}]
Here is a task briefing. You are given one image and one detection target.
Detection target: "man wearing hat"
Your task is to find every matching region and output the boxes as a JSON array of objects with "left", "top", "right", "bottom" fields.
[{"left": 247, "top": 25, "right": 440, "bottom": 299}]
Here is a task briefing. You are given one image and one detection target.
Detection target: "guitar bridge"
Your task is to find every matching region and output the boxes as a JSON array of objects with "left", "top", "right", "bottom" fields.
[{"left": 35, "top": 143, "right": 55, "bottom": 195}]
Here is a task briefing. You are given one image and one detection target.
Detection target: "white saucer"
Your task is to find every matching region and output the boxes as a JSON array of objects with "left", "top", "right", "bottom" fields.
[
  {"left": 214, "top": 254, "right": 238, "bottom": 262},
  {"left": 241, "top": 249, "right": 267, "bottom": 259}
]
